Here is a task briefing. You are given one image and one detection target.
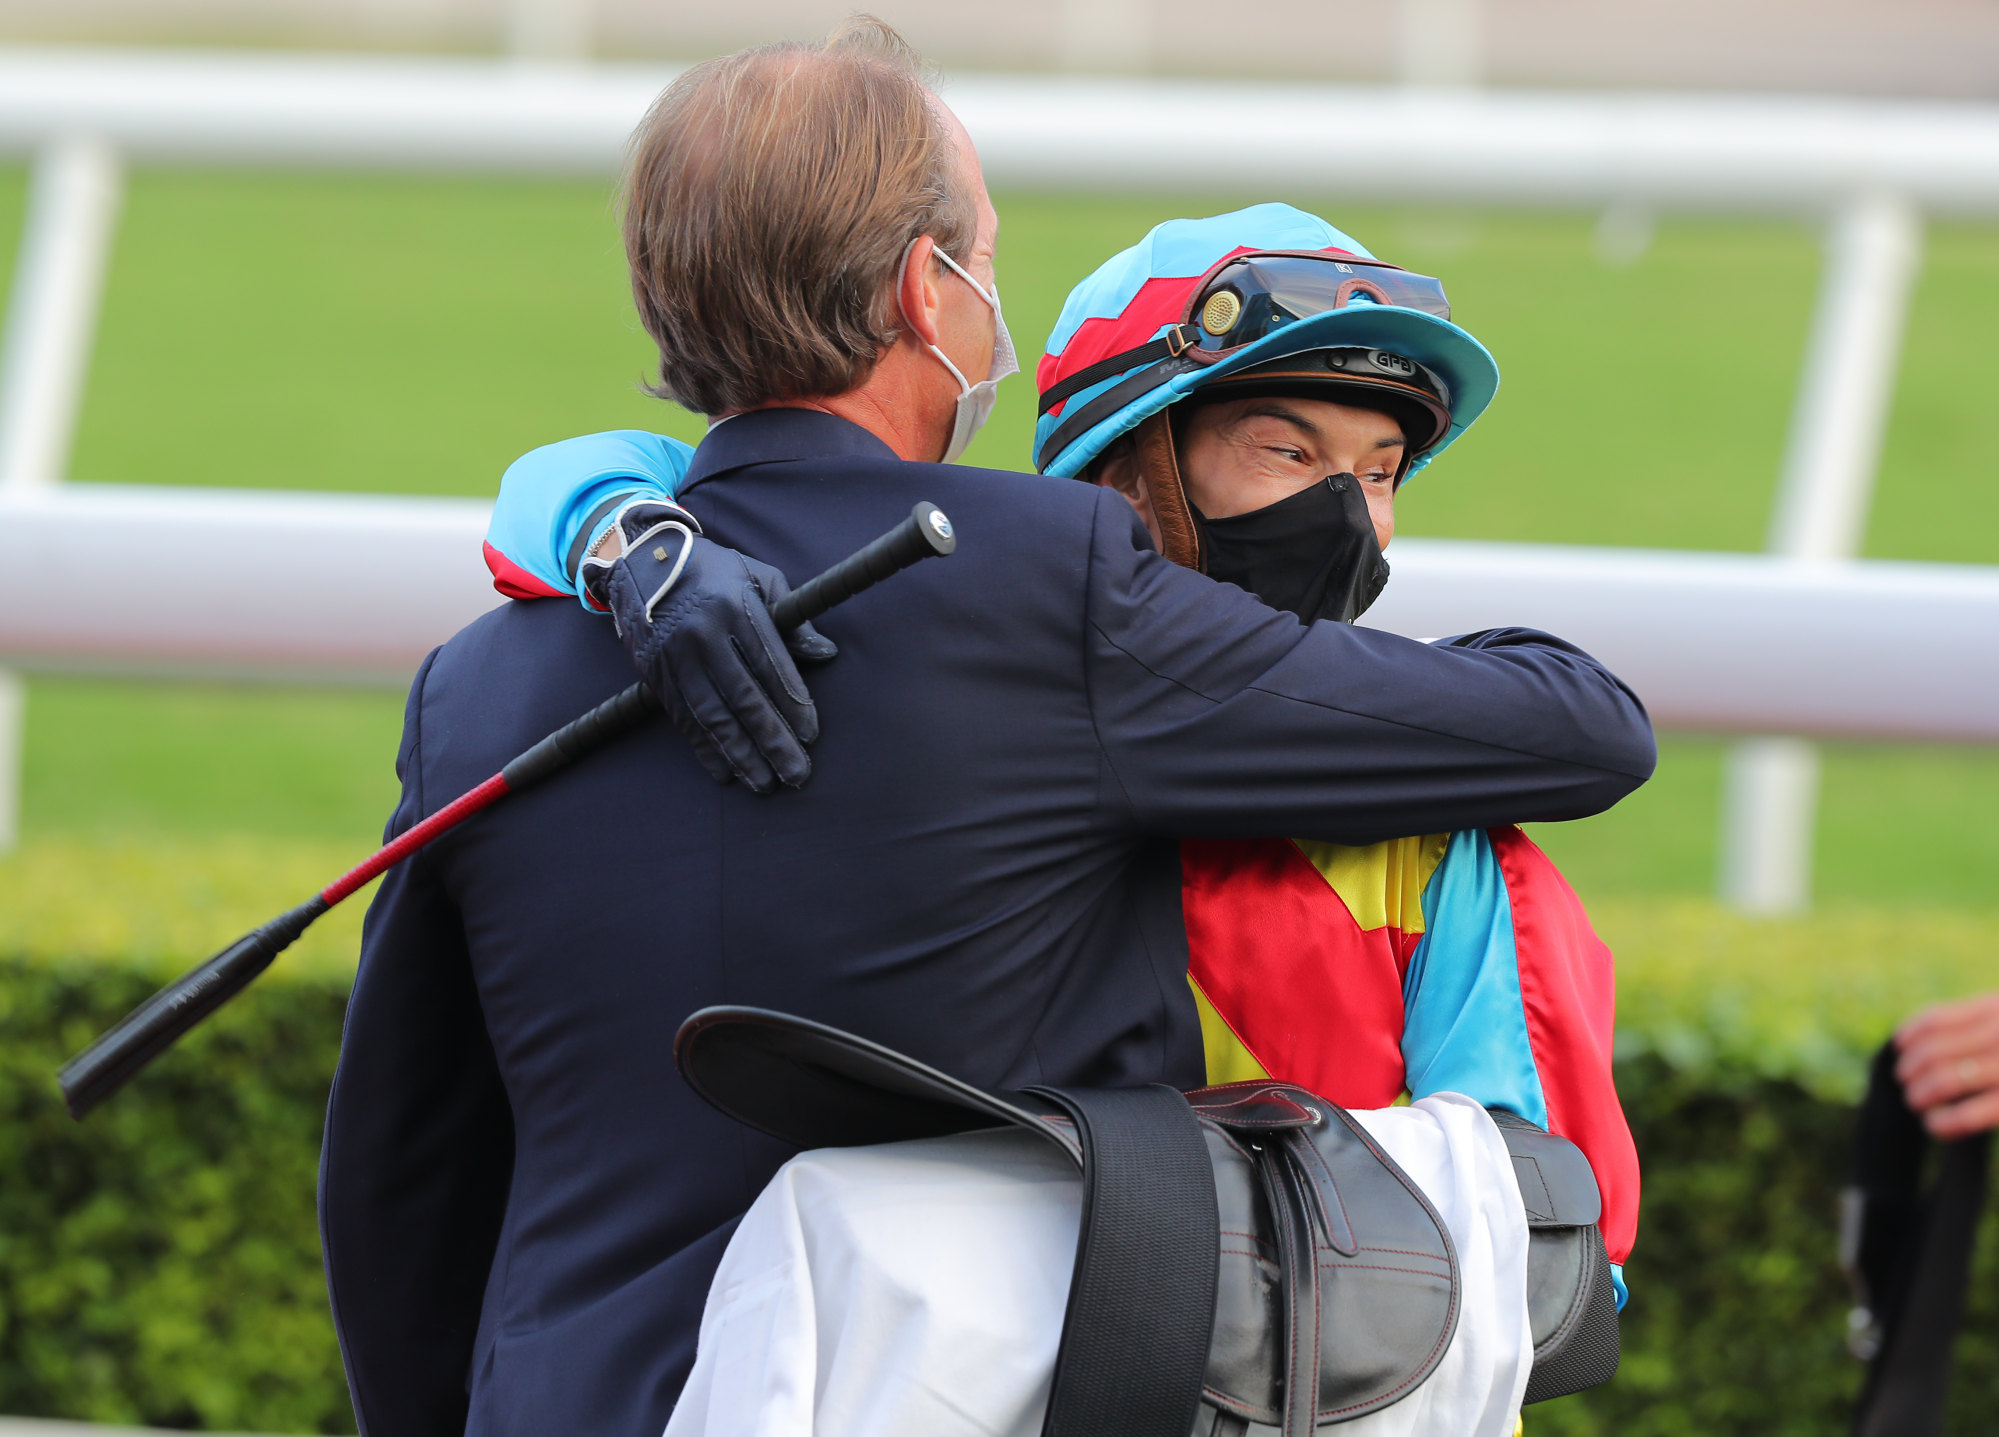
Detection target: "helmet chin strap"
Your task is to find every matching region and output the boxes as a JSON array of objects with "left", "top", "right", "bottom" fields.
[{"left": 1131, "top": 412, "right": 1206, "bottom": 571}]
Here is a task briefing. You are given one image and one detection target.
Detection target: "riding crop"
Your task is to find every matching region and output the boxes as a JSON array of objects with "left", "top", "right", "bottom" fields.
[{"left": 58, "top": 502, "right": 958, "bottom": 1120}]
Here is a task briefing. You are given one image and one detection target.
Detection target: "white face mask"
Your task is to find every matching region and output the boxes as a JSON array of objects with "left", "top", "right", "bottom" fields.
[{"left": 902, "top": 241, "right": 1019, "bottom": 464}]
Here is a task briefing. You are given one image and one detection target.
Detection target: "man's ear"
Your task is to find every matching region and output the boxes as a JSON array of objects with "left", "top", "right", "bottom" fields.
[
  {"left": 1093, "top": 441, "right": 1142, "bottom": 503},
  {"left": 1089, "top": 440, "right": 1164, "bottom": 551},
  {"left": 895, "top": 236, "right": 945, "bottom": 350}
]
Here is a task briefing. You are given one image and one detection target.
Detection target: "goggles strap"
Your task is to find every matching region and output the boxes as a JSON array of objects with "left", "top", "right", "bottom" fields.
[
  {"left": 1040, "top": 325, "right": 1198, "bottom": 418},
  {"left": 1133, "top": 412, "right": 1204, "bottom": 571}
]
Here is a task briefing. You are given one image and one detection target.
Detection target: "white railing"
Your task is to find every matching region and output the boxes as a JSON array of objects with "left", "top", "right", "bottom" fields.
[
  {"left": 0, "top": 484, "right": 495, "bottom": 686},
  {"left": 4, "top": 48, "right": 1998, "bottom": 909},
  {"left": 8, "top": 485, "right": 1998, "bottom": 742}
]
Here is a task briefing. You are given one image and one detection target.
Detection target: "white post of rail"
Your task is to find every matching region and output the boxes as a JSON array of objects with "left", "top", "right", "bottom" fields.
[
  {"left": 0, "top": 136, "right": 122, "bottom": 492},
  {"left": 1719, "top": 190, "right": 1923, "bottom": 913},
  {"left": 0, "top": 134, "right": 125, "bottom": 853}
]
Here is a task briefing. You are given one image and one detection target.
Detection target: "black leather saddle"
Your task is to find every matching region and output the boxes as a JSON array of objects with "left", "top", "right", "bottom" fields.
[{"left": 675, "top": 1006, "right": 1616, "bottom": 1436}]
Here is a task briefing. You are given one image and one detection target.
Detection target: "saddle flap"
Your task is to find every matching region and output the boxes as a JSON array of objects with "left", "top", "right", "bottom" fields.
[
  {"left": 1200, "top": 1103, "right": 1461, "bottom": 1430},
  {"left": 1493, "top": 1119, "right": 1602, "bottom": 1228}
]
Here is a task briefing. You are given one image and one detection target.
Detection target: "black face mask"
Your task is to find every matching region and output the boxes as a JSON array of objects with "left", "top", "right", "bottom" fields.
[{"left": 1194, "top": 473, "right": 1390, "bottom": 625}]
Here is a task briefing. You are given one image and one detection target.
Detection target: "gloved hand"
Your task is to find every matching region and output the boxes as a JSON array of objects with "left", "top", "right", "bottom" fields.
[{"left": 582, "top": 500, "right": 837, "bottom": 792}]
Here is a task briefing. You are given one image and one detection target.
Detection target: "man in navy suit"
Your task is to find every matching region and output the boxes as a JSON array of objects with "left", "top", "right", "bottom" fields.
[{"left": 320, "top": 21, "right": 1655, "bottom": 1437}]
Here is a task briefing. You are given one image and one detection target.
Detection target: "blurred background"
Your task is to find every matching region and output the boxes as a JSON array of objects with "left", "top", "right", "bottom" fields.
[
  {"left": 6, "top": 0, "right": 1999, "bottom": 93},
  {"left": 0, "top": 2, "right": 1995, "bottom": 1434}
]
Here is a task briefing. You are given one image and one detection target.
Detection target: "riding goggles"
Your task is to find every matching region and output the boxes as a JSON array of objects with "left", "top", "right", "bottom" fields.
[{"left": 1038, "top": 251, "right": 1453, "bottom": 419}]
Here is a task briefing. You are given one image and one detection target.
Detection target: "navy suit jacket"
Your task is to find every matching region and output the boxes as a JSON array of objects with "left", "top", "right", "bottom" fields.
[{"left": 320, "top": 409, "right": 1654, "bottom": 1436}]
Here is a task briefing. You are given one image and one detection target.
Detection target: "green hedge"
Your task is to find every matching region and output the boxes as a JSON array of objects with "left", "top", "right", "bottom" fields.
[
  {"left": 0, "top": 960, "right": 353, "bottom": 1433},
  {"left": 1, "top": 894, "right": 1996, "bottom": 1433},
  {"left": 1536, "top": 1055, "right": 1999, "bottom": 1436}
]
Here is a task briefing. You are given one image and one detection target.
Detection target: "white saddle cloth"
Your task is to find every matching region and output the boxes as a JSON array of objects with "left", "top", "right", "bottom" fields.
[{"left": 666, "top": 1091, "right": 1531, "bottom": 1437}]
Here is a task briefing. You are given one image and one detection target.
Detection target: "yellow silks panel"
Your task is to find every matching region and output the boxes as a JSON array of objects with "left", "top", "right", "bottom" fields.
[
  {"left": 1289, "top": 832, "right": 1450, "bottom": 933},
  {"left": 1190, "top": 973, "right": 1270, "bottom": 1085}
]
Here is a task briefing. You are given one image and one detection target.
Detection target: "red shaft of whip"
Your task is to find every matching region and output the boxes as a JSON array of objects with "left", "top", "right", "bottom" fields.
[{"left": 321, "top": 772, "right": 512, "bottom": 906}]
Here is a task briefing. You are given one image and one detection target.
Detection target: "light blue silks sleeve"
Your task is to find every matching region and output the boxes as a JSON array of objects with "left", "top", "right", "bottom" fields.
[
  {"left": 1401, "top": 828, "right": 1626, "bottom": 1309},
  {"left": 1402, "top": 828, "right": 1547, "bottom": 1125},
  {"left": 485, "top": 430, "right": 694, "bottom": 608}
]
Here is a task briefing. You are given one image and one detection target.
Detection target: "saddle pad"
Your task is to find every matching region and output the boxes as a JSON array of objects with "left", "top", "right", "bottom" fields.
[{"left": 663, "top": 1093, "right": 1531, "bottom": 1437}]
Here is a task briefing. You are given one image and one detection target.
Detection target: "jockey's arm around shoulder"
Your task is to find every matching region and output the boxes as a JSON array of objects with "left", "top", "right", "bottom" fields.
[
  {"left": 481, "top": 430, "right": 1655, "bottom": 837},
  {"left": 1078, "top": 491, "right": 1655, "bottom": 842}
]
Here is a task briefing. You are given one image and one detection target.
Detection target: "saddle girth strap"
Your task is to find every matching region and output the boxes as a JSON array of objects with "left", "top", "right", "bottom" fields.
[{"left": 1030, "top": 1084, "right": 1221, "bottom": 1437}]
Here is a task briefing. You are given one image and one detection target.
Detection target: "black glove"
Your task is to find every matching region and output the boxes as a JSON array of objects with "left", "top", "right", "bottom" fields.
[{"left": 582, "top": 500, "right": 837, "bottom": 793}]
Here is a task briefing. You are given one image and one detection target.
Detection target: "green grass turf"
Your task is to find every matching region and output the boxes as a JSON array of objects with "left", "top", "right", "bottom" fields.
[
  {"left": 19, "top": 679, "right": 406, "bottom": 841},
  {"left": 7, "top": 167, "right": 1999, "bottom": 909},
  {"left": 69, "top": 169, "right": 679, "bottom": 493}
]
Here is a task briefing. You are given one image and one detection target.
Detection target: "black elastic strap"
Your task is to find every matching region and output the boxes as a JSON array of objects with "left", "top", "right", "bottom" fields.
[
  {"left": 1849, "top": 1041, "right": 1994, "bottom": 1437},
  {"left": 1030, "top": 1084, "right": 1219, "bottom": 1437},
  {"left": 1035, "top": 357, "right": 1203, "bottom": 473},
  {"left": 1038, "top": 326, "right": 1197, "bottom": 417},
  {"left": 563, "top": 491, "right": 641, "bottom": 585}
]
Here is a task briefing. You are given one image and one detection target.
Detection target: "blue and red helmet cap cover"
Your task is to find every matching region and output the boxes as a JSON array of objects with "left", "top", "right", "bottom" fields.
[{"left": 1032, "top": 203, "right": 1500, "bottom": 480}]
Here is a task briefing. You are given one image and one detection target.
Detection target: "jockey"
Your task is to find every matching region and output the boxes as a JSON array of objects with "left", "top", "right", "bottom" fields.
[{"left": 479, "top": 203, "right": 1639, "bottom": 1305}]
